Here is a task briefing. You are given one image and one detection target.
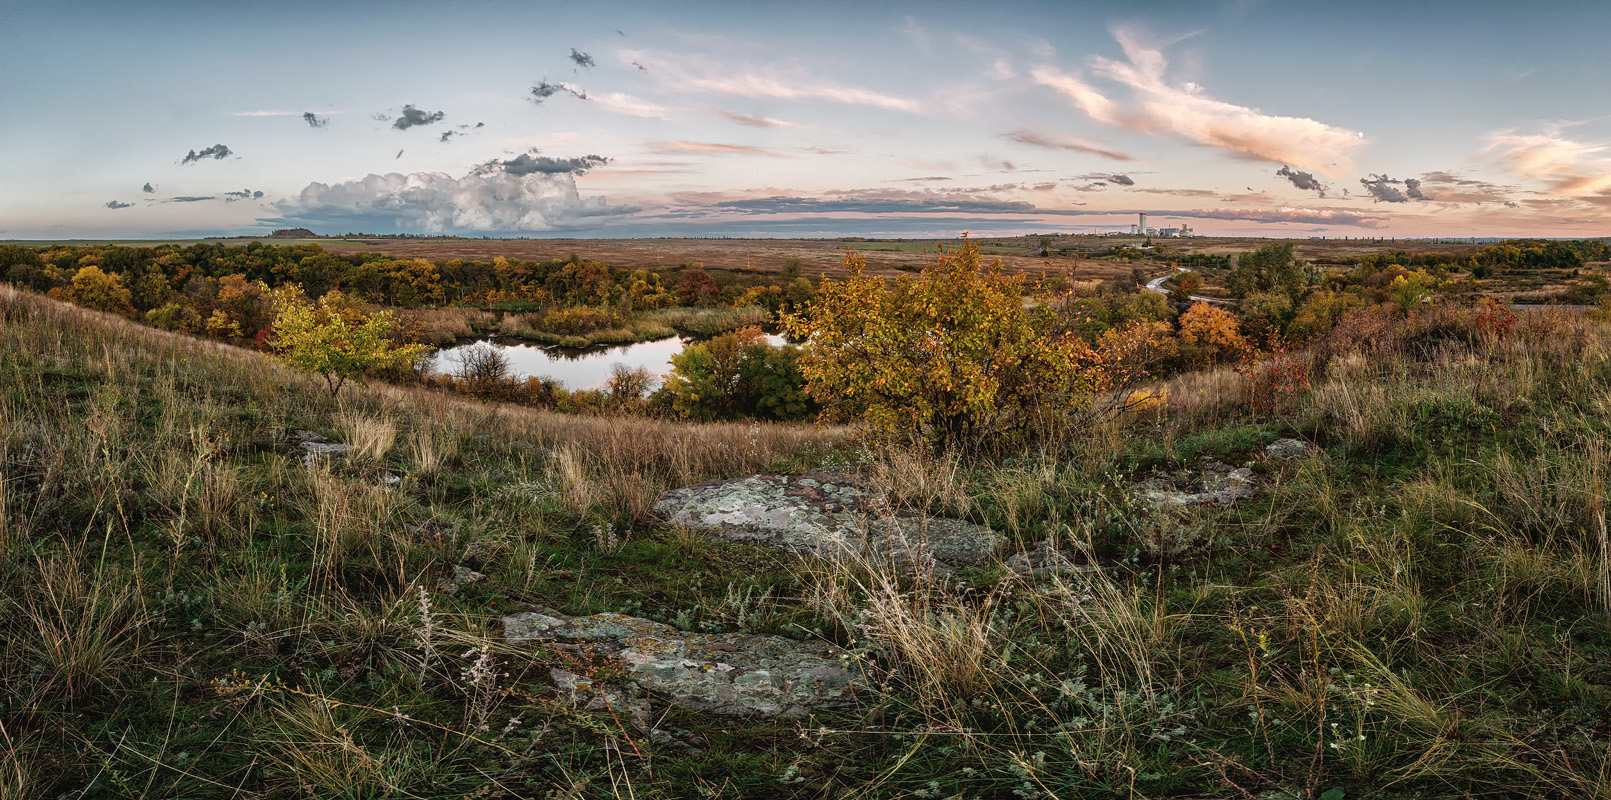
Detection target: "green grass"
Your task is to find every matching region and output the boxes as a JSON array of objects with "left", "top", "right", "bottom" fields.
[{"left": 5, "top": 286, "right": 1611, "bottom": 797}]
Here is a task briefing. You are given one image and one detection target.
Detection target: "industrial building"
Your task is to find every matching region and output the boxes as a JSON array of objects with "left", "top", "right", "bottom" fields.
[{"left": 1130, "top": 212, "right": 1193, "bottom": 237}]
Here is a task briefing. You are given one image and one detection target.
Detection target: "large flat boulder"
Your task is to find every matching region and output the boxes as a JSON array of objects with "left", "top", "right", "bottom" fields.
[
  {"left": 503, "top": 610, "right": 862, "bottom": 718},
  {"left": 654, "top": 473, "right": 1002, "bottom": 575}
]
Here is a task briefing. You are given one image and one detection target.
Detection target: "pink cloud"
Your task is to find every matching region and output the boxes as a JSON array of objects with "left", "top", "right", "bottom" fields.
[
  {"left": 1004, "top": 129, "right": 1135, "bottom": 162},
  {"left": 1033, "top": 28, "right": 1365, "bottom": 175},
  {"left": 1488, "top": 131, "right": 1611, "bottom": 197}
]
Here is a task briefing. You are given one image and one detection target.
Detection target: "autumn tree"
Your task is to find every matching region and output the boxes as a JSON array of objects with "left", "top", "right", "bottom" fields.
[
  {"left": 785, "top": 239, "right": 1103, "bottom": 454},
  {"left": 63, "top": 264, "right": 135, "bottom": 317},
  {"left": 678, "top": 268, "right": 719, "bottom": 306},
  {"left": 1177, "top": 301, "right": 1247, "bottom": 366},
  {"left": 269, "top": 292, "right": 429, "bottom": 397},
  {"left": 1167, "top": 269, "right": 1203, "bottom": 303}
]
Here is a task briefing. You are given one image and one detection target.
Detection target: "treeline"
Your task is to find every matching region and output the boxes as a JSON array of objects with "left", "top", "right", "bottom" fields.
[
  {"left": 0, "top": 242, "right": 815, "bottom": 343},
  {"left": 1339, "top": 239, "right": 1611, "bottom": 274}
]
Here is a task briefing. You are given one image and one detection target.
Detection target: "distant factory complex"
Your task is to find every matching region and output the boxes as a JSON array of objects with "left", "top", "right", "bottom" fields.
[{"left": 1128, "top": 212, "right": 1194, "bottom": 238}]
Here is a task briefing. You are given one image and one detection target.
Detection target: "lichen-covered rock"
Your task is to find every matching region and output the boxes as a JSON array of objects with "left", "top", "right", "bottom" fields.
[
  {"left": 654, "top": 473, "right": 1002, "bottom": 575},
  {"left": 1265, "top": 438, "right": 1315, "bottom": 461},
  {"left": 1134, "top": 462, "right": 1255, "bottom": 508},
  {"left": 1004, "top": 539, "right": 1100, "bottom": 577},
  {"left": 503, "top": 610, "right": 863, "bottom": 718},
  {"left": 439, "top": 565, "right": 485, "bottom": 594}
]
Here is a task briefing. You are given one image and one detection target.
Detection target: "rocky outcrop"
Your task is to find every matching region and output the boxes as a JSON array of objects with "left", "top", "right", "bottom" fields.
[
  {"left": 1134, "top": 462, "right": 1255, "bottom": 508},
  {"left": 284, "top": 428, "right": 351, "bottom": 463},
  {"left": 1265, "top": 438, "right": 1316, "bottom": 461},
  {"left": 654, "top": 473, "right": 1002, "bottom": 575},
  {"left": 502, "top": 609, "right": 862, "bottom": 718}
]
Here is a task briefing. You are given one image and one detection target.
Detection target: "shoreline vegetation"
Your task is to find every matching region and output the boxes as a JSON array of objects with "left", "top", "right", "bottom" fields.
[{"left": 4, "top": 238, "right": 1611, "bottom": 796}]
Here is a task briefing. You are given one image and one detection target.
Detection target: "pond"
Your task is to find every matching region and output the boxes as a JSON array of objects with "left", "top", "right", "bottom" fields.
[{"left": 431, "top": 333, "right": 788, "bottom": 390}]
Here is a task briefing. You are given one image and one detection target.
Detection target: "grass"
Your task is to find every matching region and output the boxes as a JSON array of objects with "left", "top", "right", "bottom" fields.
[{"left": 5, "top": 283, "right": 1611, "bottom": 797}]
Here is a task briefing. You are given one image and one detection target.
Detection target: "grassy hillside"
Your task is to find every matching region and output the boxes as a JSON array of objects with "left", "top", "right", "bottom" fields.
[{"left": 3, "top": 285, "right": 1611, "bottom": 798}]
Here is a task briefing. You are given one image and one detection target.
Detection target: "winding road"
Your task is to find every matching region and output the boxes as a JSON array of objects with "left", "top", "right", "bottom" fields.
[{"left": 1144, "top": 268, "right": 1234, "bottom": 306}]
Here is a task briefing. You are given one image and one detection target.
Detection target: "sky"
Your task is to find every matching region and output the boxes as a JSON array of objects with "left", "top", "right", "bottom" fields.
[{"left": 4, "top": 0, "right": 1611, "bottom": 241}]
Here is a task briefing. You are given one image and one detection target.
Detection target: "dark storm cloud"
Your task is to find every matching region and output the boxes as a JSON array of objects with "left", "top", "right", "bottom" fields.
[
  {"left": 396, "top": 149, "right": 404, "bottom": 159},
  {"left": 530, "top": 80, "right": 588, "bottom": 105},
  {"left": 142, "top": 182, "right": 155, "bottom": 193},
  {"left": 569, "top": 48, "right": 595, "bottom": 68},
  {"left": 105, "top": 200, "right": 133, "bottom": 209},
  {"left": 631, "top": 61, "right": 647, "bottom": 72},
  {"left": 303, "top": 112, "right": 329, "bottom": 128},
  {"left": 493, "top": 153, "right": 610, "bottom": 176},
  {"left": 1404, "top": 178, "right": 1430, "bottom": 200},
  {"left": 1276, "top": 165, "right": 1327, "bottom": 197},
  {"left": 180, "top": 144, "right": 232, "bottom": 164},
  {"left": 223, "top": 189, "right": 264, "bottom": 202},
  {"left": 1359, "top": 174, "right": 1409, "bottom": 203},
  {"left": 441, "top": 131, "right": 459, "bottom": 143},
  {"left": 392, "top": 105, "right": 446, "bottom": 130},
  {"left": 171, "top": 196, "right": 216, "bottom": 202}
]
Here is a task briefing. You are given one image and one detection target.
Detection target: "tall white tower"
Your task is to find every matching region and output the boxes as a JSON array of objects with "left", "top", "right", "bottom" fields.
[{"left": 1139, "top": 212, "right": 1148, "bottom": 235}]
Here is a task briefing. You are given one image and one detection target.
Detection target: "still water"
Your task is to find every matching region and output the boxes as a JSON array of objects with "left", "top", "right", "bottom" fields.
[{"left": 432, "top": 333, "right": 786, "bottom": 390}]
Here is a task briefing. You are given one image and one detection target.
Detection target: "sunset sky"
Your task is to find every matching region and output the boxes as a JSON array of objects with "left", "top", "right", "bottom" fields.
[{"left": 4, "top": 0, "right": 1610, "bottom": 240}]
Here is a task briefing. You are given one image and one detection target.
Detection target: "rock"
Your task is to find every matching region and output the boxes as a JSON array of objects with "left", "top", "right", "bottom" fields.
[
  {"left": 649, "top": 726, "right": 707, "bottom": 755},
  {"left": 405, "top": 521, "right": 457, "bottom": 543},
  {"left": 299, "top": 441, "right": 351, "bottom": 456},
  {"left": 439, "top": 565, "right": 485, "bottom": 593},
  {"left": 654, "top": 473, "right": 1003, "bottom": 576},
  {"left": 285, "top": 428, "right": 329, "bottom": 444},
  {"left": 1134, "top": 462, "right": 1255, "bottom": 509},
  {"left": 503, "top": 610, "right": 863, "bottom": 718},
  {"left": 1004, "top": 540, "right": 1100, "bottom": 577},
  {"left": 383, "top": 472, "right": 402, "bottom": 486},
  {"left": 549, "top": 667, "right": 649, "bottom": 728},
  {"left": 1265, "top": 438, "right": 1315, "bottom": 461}
]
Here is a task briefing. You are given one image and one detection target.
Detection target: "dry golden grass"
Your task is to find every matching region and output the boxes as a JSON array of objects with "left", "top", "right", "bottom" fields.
[{"left": 336, "top": 411, "right": 398, "bottom": 462}]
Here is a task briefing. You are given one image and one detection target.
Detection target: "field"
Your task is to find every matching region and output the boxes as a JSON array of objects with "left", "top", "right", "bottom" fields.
[{"left": 6, "top": 274, "right": 1611, "bottom": 797}]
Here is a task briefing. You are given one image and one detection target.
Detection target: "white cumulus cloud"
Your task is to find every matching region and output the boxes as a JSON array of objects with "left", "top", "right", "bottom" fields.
[{"left": 269, "top": 168, "right": 639, "bottom": 234}]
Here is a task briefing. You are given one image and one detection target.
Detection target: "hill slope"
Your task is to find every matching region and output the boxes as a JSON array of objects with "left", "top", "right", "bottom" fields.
[{"left": 3, "top": 286, "right": 1611, "bottom": 798}]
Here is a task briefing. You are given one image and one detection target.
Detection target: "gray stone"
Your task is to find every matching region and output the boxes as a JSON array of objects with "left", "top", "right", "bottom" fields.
[
  {"left": 503, "top": 610, "right": 863, "bottom": 718},
  {"left": 286, "top": 428, "right": 329, "bottom": 444},
  {"left": 549, "top": 667, "right": 650, "bottom": 727},
  {"left": 1004, "top": 539, "right": 1100, "bottom": 577},
  {"left": 1265, "top": 438, "right": 1316, "bottom": 461},
  {"left": 439, "top": 565, "right": 485, "bottom": 593},
  {"left": 654, "top": 473, "right": 1003, "bottom": 575},
  {"left": 299, "top": 441, "right": 351, "bottom": 456},
  {"left": 405, "top": 521, "right": 457, "bottom": 543},
  {"left": 1134, "top": 462, "right": 1255, "bottom": 509}
]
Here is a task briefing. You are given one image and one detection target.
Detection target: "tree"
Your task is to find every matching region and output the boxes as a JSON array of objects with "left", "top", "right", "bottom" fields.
[
  {"left": 1227, "top": 243, "right": 1310, "bottom": 301},
  {"left": 1177, "top": 301, "right": 1247, "bottom": 366},
  {"left": 63, "top": 264, "right": 135, "bottom": 316},
  {"left": 785, "top": 239, "right": 1104, "bottom": 454},
  {"left": 678, "top": 268, "right": 719, "bottom": 306},
  {"left": 661, "top": 328, "right": 815, "bottom": 421},
  {"left": 1167, "top": 270, "right": 1203, "bottom": 303},
  {"left": 270, "top": 295, "right": 429, "bottom": 397}
]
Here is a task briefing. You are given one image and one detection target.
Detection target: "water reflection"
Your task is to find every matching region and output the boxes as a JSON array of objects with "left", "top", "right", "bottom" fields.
[{"left": 433, "top": 333, "right": 786, "bottom": 390}]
